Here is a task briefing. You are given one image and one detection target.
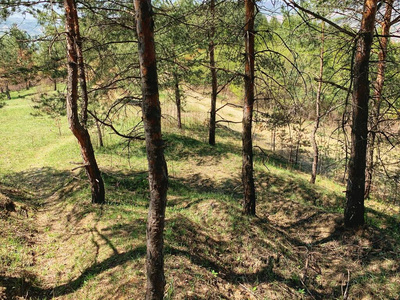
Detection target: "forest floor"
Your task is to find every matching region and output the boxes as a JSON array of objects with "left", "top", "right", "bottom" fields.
[{"left": 0, "top": 86, "right": 399, "bottom": 299}]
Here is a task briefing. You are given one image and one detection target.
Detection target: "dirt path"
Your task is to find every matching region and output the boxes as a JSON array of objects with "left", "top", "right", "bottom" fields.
[{"left": 0, "top": 170, "right": 101, "bottom": 299}]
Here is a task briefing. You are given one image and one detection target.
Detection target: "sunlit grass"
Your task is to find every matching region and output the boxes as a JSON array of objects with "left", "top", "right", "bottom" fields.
[{"left": 0, "top": 88, "right": 80, "bottom": 173}]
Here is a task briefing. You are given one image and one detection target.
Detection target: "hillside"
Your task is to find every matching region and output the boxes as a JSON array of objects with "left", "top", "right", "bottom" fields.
[{"left": 0, "top": 86, "right": 399, "bottom": 299}]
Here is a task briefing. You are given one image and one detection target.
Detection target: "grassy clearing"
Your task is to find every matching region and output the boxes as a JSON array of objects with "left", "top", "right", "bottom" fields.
[{"left": 0, "top": 86, "right": 399, "bottom": 299}]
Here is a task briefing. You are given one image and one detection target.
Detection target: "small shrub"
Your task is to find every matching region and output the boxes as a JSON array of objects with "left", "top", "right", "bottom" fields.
[
  {"left": 32, "top": 91, "right": 66, "bottom": 116},
  {"left": 0, "top": 93, "right": 6, "bottom": 108}
]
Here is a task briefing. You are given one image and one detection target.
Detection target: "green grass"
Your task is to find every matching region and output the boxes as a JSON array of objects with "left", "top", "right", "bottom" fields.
[
  {"left": 0, "top": 89, "right": 80, "bottom": 173},
  {"left": 0, "top": 85, "right": 399, "bottom": 299}
]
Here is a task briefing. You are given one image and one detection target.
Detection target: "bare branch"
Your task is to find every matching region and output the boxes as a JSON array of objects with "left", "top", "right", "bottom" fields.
[{"left": 283, "top": 0, "right": 356, "bottom": 38}]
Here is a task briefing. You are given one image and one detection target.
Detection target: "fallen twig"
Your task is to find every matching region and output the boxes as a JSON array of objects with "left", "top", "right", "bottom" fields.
[{"left": 342, "top": 269, "right": 351, "bottom": 300}]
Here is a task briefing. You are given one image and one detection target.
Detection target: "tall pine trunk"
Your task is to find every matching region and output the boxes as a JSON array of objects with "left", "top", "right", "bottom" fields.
[
  {"left": 310, "top": 21, "right": 324, "bottom": 184},
  {"left": 134, "top": 0, "right": 168, "bottom": 299},
  {"left": 64, "top": 0, "right": 105, "bottom": 204},
  {"left": 345, "top": 0, "right": 378, "bottom": 228},
  {"left": 208, "top": 0, "right": 218, "bottom": 146},
  {"left": 242, "top": 0, "right": 256, "bottom": 215},
  {"left": 365, "top": 0, "right": 393, "bottom": 199},
  {"left": 75, "top": 19, "right": 89, "bottom": 126}
]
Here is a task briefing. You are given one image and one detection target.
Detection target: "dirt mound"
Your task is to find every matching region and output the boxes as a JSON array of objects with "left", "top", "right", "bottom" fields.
[{"left": 0, "top": 193, "right": 16, "bottom": 216}]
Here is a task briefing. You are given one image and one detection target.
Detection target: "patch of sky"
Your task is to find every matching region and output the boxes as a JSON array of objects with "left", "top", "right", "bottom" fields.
[{"left": 0, "top": 12, "right": 42, "bottom": 36}]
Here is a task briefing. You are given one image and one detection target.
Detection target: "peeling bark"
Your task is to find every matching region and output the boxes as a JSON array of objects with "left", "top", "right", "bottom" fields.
[{"left": 64, "top": 0, "right": 105, "bottom": 204}]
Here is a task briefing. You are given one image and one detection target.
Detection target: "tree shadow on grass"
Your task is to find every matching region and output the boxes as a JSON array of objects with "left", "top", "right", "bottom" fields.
[
  {"left": 163, "top": 213, "right": 329, "bottom": 299},
  {"left": 164, "top": 133, "right": 241, "bottom": 161},
  {"left": 12, "top": 92, "right": 37, "bottom": 100},
  {"left": 0, "top": 167, "right": 151, "bottom": 299},
  {"left": 168, "top": 173, "right": 242, "bottom": 207},
  {"left": 164, "top": 201, "right": 400, "bottom": 298},
  {"left": 0, "top": 167, "right": 78, "bottom": 208},
  {"left": 97, "top": 129, "right": 242, "bottom": 163},
  {"left": 162, "top": 167, "right": 399, "bottom": 298},
  {"left": 256, "top": 171, "right": 345, "bottom": 212},
  {"left": 1, "top": 165, "right": 399, "bottom": 299},
  {"left": 0, "top": 245, "right": 147, "bottom": 299},
  {"left": 102, "top": 169, "right": 150, "bottom": 207},
  {"left": 174, "top": 122, "right": 242, "bottom": 142},
  {"left": 3, "top": 203, "right": 398, "bottom": 299},
  {"left": 0, "top": 167, "right": 156, "bottom": 223}
]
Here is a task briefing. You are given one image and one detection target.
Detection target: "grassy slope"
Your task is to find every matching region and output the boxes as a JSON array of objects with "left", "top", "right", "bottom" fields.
[{"left": 0, "top": 87, "right": 399, "bottom": 300}]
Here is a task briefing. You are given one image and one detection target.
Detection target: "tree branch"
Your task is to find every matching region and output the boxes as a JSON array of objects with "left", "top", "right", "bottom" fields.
[{"left": 283, "top": 0, "right": 356, "bottom": 38}]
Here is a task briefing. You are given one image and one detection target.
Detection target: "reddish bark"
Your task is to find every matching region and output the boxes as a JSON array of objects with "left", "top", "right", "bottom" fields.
[
  {"left": 134, "top": 0, "right": 168, "bottom": 299},
  {"left": 345, "top": 0, "right": 378, "bottom": 228},
  {"left": 242, "top": 0, "right": 256, "bottom": 215},
  {"left": 64, "top": 0, "right": 105, "bottom": 204}
]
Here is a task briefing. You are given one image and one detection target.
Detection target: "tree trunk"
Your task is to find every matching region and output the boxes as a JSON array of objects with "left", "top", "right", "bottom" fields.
[
  {"left": 53, "top": 78, "right": 57, "bottom": 91},
  {"left": 5, "top": 85, "right": 11, "bottom": 100},
  {"left": 310, "top": 21, "right": 324, "bottom": 184},
  {"left": 208, "top": 0, "right": 218, "bottom": 146},
  {"left": 272, "top": 127, "right": 276, "bottom": 152},
  {"left": 242, "top": 0, "right": 256, "bottom": 216},
  {"left": 345, "top": 0, "right": 378, "bottom": 228},
  {"left": 96, "top": 118, "right": 104, "bottom": 147},
  {"left": 134, "top": 0, "right": 168, "bottom": 299},
  {"left": 71, "top": 5, "right": 89, "bottom": 126},
  {"left": 64, "top": 0, "right": 105, "bottom": 204},
  {"left": 365, "top": 0, "right": 393, "bottom": 199},
  {"left": 174, "top": 72, "right": 182, "bottom": 129}
]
